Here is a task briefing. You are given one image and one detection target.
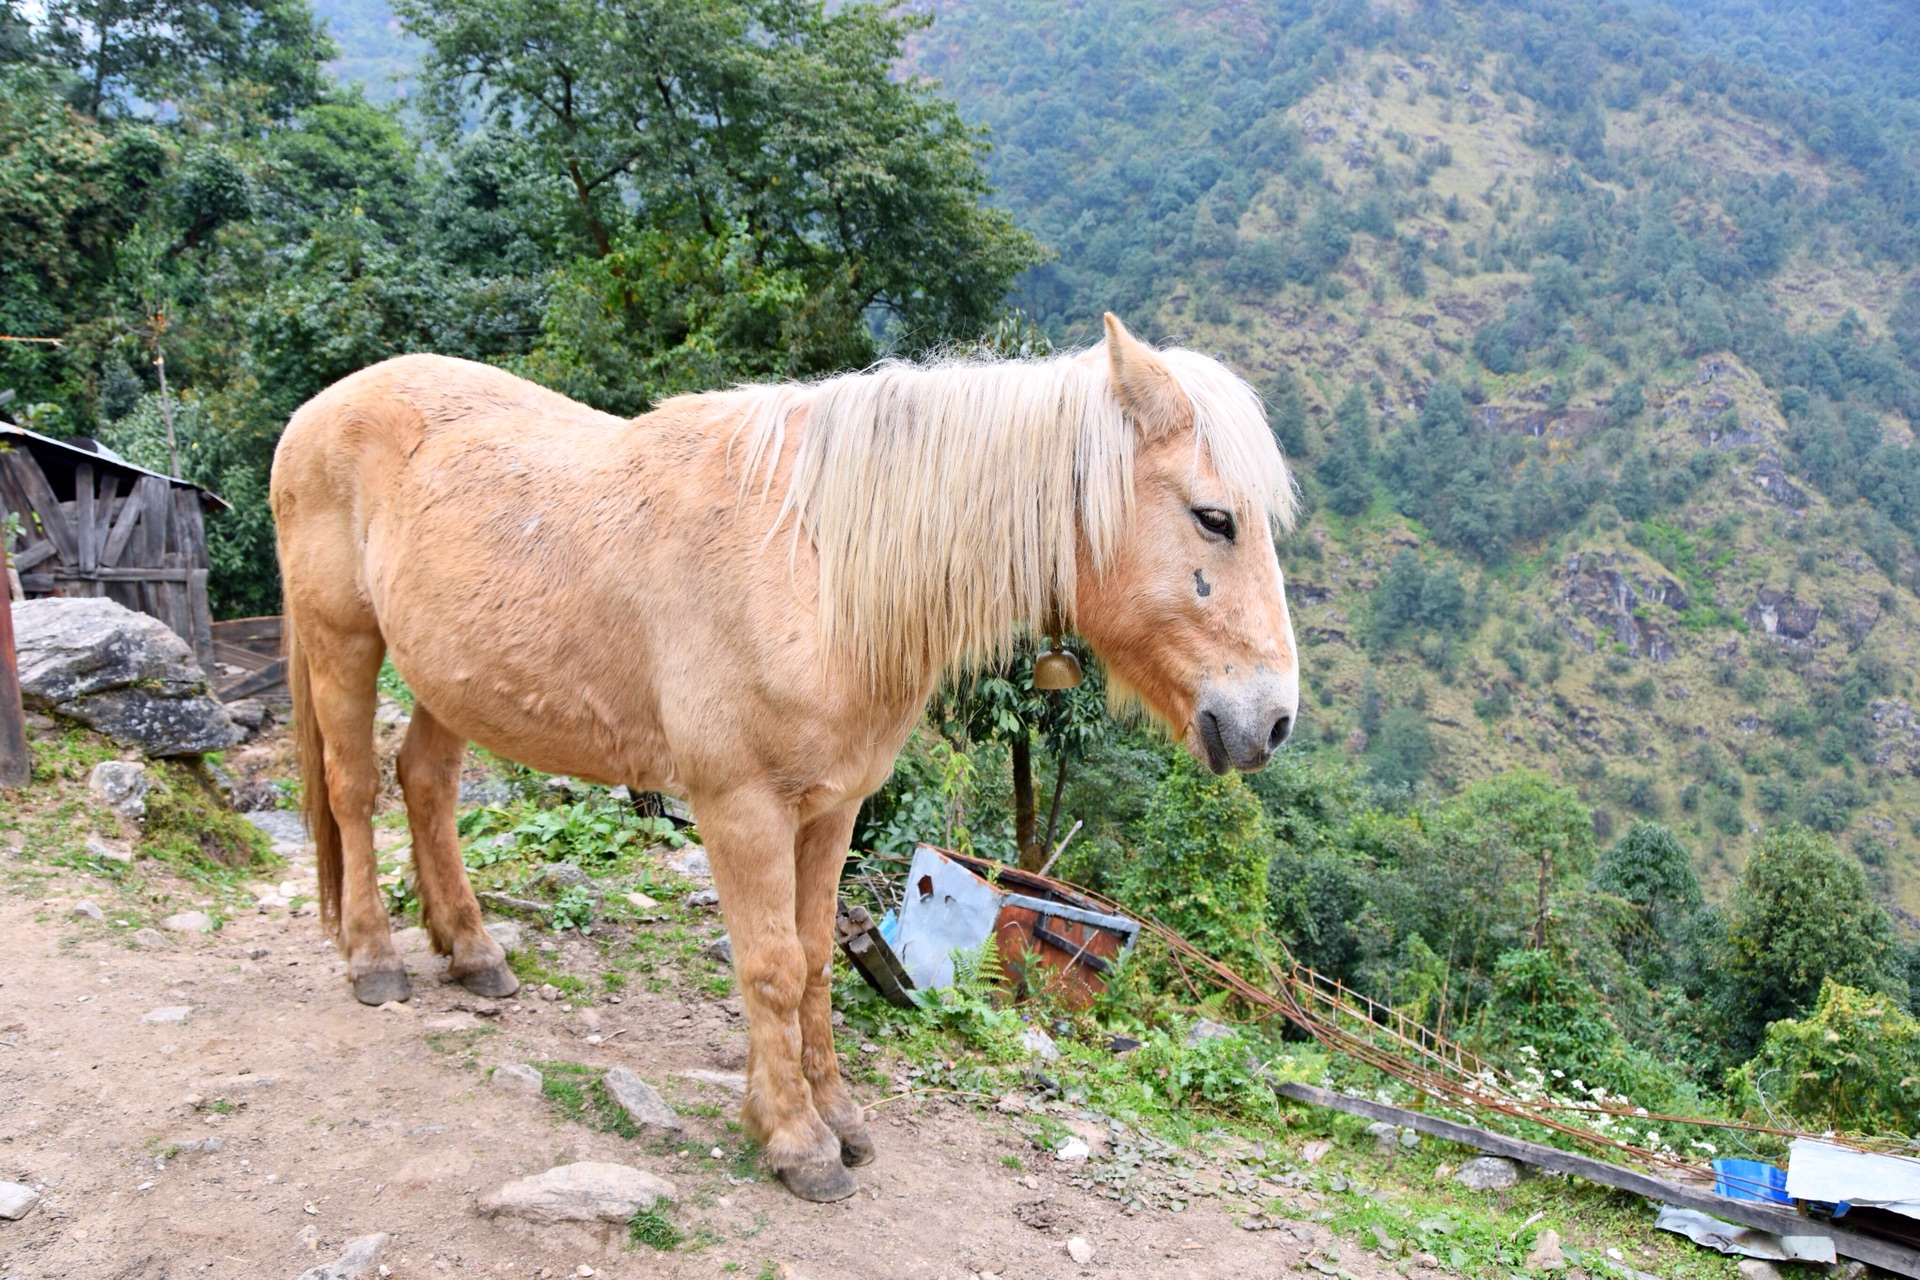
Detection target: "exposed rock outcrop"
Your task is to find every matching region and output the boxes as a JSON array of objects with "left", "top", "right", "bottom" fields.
[
  {"left": 1744, "top": 589, "right": 1821, "bottom": 646},
  {"left": 12, "top": 598, "right": 241, "bottom": 756},
  {"left": 1559, "top": 552, "right": 1685, "bottom": 663}
]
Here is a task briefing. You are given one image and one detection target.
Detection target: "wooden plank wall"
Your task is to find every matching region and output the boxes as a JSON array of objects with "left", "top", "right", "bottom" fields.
[{"left": 0, "top": 450, "right": 217, "bottom": 670}]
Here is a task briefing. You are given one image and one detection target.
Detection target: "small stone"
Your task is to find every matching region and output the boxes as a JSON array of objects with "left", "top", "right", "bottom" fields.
[
  {"left": 162, "top": 910, "right": 215, "bottom": 934},
  {"left": 1301, "top": 1140, "right": 1331, "bottom": 1164},
  {"left": 1735, "top": 1262, "right": 1782, "bottom": 1280},
  {"left": 1054, "top": 1137, "right": 1091, "bottom": 1162},
  {"left": 1452, "top": 1156, "right": 1522, "bottom": 1190},
  {"left": 1185, "top": 1018, "right": 1234, "bottom": 1046},
  {"left": 478, "top": 1162, "right": 676, "bottom": 1224},
  {"left": 223, "top": 698, "right": 268, "bottom": 730},
  {"left": 703, "top": 935, "right": 733, "bottom": 964},
  {"left": 1066, "top": 1238, "right": 1093, "bottom": 1265},
  {"left": 0, "top": 1180, "right": 40, "bottom": 1220},
  {"left": 89, "top": 760, "right": 151, "bottom": 821},
  {"left": 625, "top": 891, "right": 659, "bottom": 910},
  {"left": 423, "top": 1012, "right": 482, "bottom": 1031},
  {"left": 131, "top": 927, "right": 170, "bottom": 950},
  {"left": 391, "top": 926, "right": 431, "bottom": 955},
  {"left": 676, "top": 1069, "right": 746, "bottom": 1094},
  {"left": 492, "top": 1063, "right": 544, "bottom": 1097},
  {"left": 665, "top": 848, "right": 710, "bottom": 881},
  {"left": 85, "top": 835, "right": 133, "bottom": 863},
  {"left": 297, "top": 1231, "right": 391, "bottom": 1280},
  {"left": 603, "top": 1068, "right": 683, "bottom": 1137},
  {"left": 685, "top": 888, "right": 719, "bottom": 910},
  {"left": 1526, "top": 1228, "right": 1564, "bottom": 1271},
  {"left": 70, "top": 900, "right": 105, "bottom": 921},
  {"left": 1020, "top": 1027, "right": 1059, "bottom": 1060},
  {"left": 576, "top": 1268, "right": 595, "bottom": 1278},
  {"left": 485, "top": 920, "right": 524, "bottom": 953},
  {"left": 142, "top": 1005, "right": 192, "bottom": 1024},
  {"left": 538, "top": 983, "right": 560, "bottom": 1002}
]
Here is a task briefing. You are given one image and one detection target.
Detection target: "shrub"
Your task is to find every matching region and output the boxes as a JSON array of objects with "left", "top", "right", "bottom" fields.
[
  {"left": 1475, "top": 947, "right": 1685, "bottom": 1110},
  {"left": 1727, "top": 980, "right": 1920, "bottom": 1135},
  {"left": 1121, "top": 752, "right": 1271, "bottom": 976}
]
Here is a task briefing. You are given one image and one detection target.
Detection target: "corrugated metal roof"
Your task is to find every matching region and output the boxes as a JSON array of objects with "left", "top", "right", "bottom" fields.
[{"left": 0, "top": 423, "right": 230, "bottom": 511}]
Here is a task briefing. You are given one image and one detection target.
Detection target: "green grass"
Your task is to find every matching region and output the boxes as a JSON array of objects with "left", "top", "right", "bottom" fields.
[
  {"left": 536, "top": 1062, "right": 639, "bottom": 1138},
  {"left": 628, "top": 1207, "right": 684, "bottom": 1251}
]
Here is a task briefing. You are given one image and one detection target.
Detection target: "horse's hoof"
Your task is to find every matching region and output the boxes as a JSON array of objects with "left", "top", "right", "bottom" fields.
[
  {"left": 458, "top": 963, "right": 520, "bottom": 998},
  {"left": 838, "top": 1124, "right": 877, "bottom": 1167},
  {"left": 777, "top": 1158, "right": 857, "bottom": 1202},
  {"left": 352, "top": 970, "right": 412, "bottom": 1006}
]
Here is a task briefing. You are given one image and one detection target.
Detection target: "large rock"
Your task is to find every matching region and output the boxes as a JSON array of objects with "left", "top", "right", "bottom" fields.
[
  {"left": 297, "top": 1232, "right": 390, "bottom": 1280},
  {"left": 12, "top": 598, "right": 241, "bottom": 756},
  {"left": 602, "top": 1068, "right": 683, "bottom": 1138},
  {"left": 477, "top": 1162, "right": 676, "bottom": 1224}
]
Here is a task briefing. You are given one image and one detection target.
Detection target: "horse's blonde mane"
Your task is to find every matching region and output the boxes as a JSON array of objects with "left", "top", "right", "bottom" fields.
[{"left": 728, "top": 344, "right": 1296, "bottom": 692}]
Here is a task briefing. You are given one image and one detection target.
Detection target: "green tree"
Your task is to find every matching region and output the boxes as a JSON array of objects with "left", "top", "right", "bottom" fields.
[
  {"left": 1367, "top": 707, "right": 1433, "bottom": 791},
  {"left": 1268, "top": 370, "right": 1309, "bottom": 458},
  {"left": 41, "top": 0, "right": 333, "bottom": 119},
  {"left": 1446, "top": 771, "right": 1596, "bottom": 948},
  {"left": 1592, "top": 822, "right": 1702, "bottom": 970},
  {"left": 1720, "top": 825, "right": 1907, "bottom": 1061},
  {"left": 1317, "top": 385, "right": 1374, "bottom": 517},
  {"left": 397, "top": 0, "right": 1038, "bottom": 354}
]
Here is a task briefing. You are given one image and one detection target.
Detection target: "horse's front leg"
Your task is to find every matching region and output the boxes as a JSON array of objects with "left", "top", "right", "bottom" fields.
[
  {"left": 795, "top": 805, "right": 873, "bottom": 1167},
  {"left": 700, "top": 789, "right": 851, "bottom": 1201}
]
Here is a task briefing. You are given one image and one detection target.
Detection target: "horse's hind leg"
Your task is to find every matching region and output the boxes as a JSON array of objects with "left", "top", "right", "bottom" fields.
[
  {"left": 795, "top": 804, "right": 873, "bottom": 1167},
  {"left": 306, "top": 623, "right": 410, "bottom": 1005},
  {"left": 698, "top": 788, "right": 850, "bottom": 1202},
  {"left": 397, "top": 703, "right": 517, "bottom": 998}
]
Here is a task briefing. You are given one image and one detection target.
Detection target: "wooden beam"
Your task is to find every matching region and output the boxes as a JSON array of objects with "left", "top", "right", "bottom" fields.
[
  {"left": 74, "top": 462, "right": 95, "bottom": 574},
  {"left": 37, "top": 567, "right": 194, "bottom": 583},
  {"left": 0, "top": 582, "right": 27, "bottom": 788},
  {"left": 218, "top": 656, "right": 288, "bottom": 701},
  {"left": 91, "top": 471, "right": 119, "bottom": 566},
  {"left": 1275, "top": 1082, "right": 1920, "bottom": 1277},
  {"left": 2, "top": 452, "right": 76, "bottom": 564},
  {"left": 10, "top": 540, "right": 55, "bottom": 572},
  {"left": 100, "top": 477, "right": 145, "bottom": 567}
]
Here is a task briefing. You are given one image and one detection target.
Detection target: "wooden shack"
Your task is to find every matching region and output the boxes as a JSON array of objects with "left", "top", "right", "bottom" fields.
[{"left": 0, "top": 424, "right": 226, "bottom": 671}]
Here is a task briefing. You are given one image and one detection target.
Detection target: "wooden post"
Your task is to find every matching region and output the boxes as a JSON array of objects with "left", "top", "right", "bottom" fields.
[{"left": 0, "top": 590, "right": 28, "bottom": 789}]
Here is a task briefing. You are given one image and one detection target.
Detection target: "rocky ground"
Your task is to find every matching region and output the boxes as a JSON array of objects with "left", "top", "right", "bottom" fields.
[{"left": 0, "top": 719, "right": 1431, "bottom": 1280}]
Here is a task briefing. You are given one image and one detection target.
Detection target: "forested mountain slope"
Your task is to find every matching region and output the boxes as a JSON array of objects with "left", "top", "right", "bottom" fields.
[{"left": 902, "top": 0, "right": 1920, "bottom": 914}]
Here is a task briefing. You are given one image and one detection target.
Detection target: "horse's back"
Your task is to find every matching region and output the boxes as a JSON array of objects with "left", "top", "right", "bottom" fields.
[{"left": 277, "top": 355, "right": 624, "bottom": 471}]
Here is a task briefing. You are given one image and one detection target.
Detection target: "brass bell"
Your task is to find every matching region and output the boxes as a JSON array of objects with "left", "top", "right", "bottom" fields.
[{"left": 1032, "top": 637, "right": 1084, "bottom": 690}]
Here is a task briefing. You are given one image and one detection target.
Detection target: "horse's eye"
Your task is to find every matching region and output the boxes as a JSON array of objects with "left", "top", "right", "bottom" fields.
[{"left": 1192, "top": 507, "right": 1235, "bottom": 541}]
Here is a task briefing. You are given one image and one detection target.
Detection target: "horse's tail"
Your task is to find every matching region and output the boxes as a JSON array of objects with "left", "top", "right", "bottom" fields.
[{"left": 287, "top": 615, "right": 342, "bottom": 937}]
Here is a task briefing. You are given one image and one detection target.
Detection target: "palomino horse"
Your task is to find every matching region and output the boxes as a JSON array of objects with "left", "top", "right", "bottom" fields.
[{"left": 271, "top": 314, "right": 1299, "bottom": 1201}]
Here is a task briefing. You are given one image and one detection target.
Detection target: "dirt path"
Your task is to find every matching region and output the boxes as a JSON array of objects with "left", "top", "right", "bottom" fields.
[{"left": 0, "top": 750, "right": 1404, "bottom": 1280}]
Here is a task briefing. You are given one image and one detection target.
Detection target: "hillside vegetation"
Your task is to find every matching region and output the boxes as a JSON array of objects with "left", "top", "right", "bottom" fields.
[{"left": 904, "top": 0, "right": 1920, "bottom": 916}]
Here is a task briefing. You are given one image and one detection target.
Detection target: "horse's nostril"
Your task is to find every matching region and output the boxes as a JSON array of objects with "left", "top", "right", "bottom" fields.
[{"left": 1268, "top": 714, "right": 1293, "bottom": 751}]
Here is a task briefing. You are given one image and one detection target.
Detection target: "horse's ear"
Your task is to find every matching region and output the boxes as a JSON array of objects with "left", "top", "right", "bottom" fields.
[{"left": 1103, "top": 313, "right": 1191, "bottom": 438}]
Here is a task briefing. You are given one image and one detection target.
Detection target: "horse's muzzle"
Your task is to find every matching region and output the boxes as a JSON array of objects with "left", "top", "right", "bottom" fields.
[{"left": 1194, "top": 672, "right": 1298, "bottom": 774}]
